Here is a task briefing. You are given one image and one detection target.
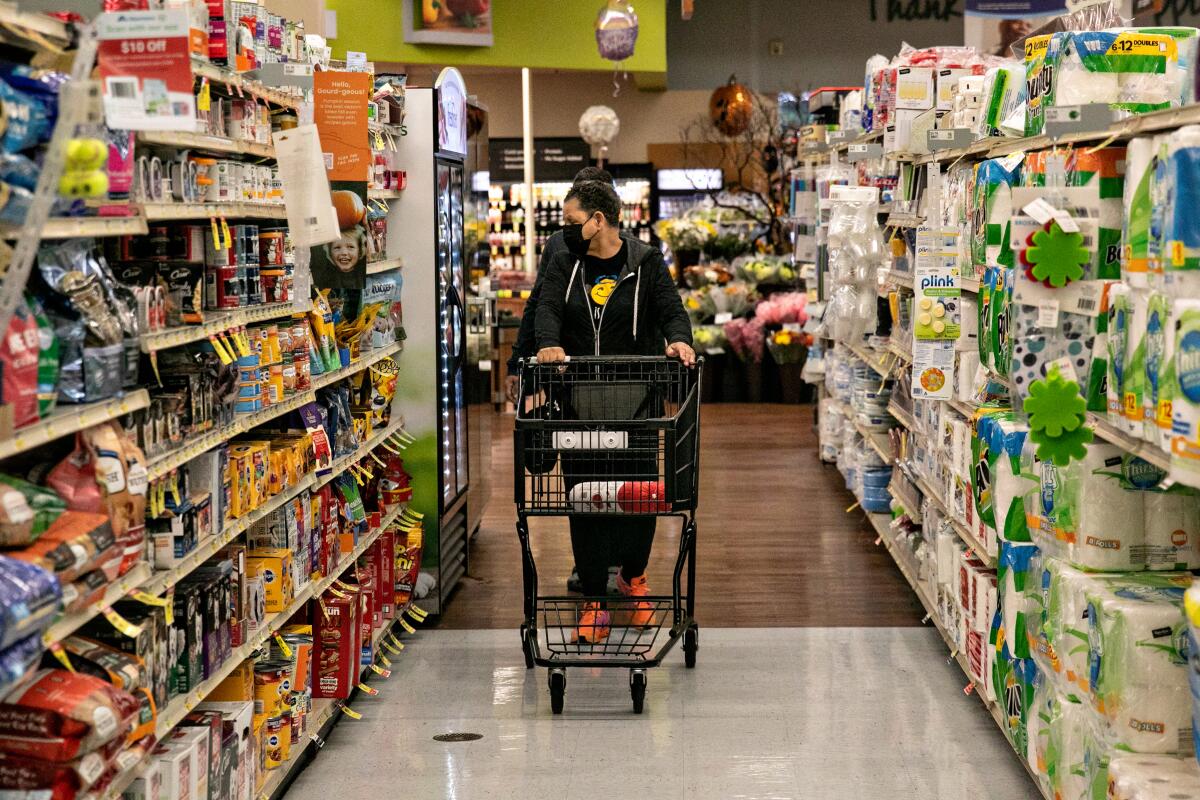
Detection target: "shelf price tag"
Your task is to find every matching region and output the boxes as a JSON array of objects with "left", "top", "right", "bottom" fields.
[
  {"left": 48, "top": 642, "right": 74, "bottom": 671},
  {"left": 340, "top": 706, "right": 362, "bottom": 720},
  {"left": 274, "top": 634, "right": 292, "bottom": 658},
  {"left": 197, "top": 78, "right": 211, "bottom": 112},
  {"left": 103, "top": 606, "right": 143, "bottom": 638},
  {"left": 356, "top": 683, "right": 379, "bottom": 696},
  {"left": 369, "top": 664, "right": 391, "bottom": 678}
]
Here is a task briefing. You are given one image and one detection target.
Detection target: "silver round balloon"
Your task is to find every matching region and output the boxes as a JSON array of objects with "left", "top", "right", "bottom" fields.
[{"left": 595, "top": 0, "right": 638, "bottom": 62}]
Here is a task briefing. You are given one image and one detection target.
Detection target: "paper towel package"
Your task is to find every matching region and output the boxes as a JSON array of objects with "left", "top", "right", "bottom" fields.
[
  {"left": 1164, "top": 127, "right": 1200, "bottom": 273},
  {"left": 1025, "top": 33, "right": 1066, "bottom": 137},
  {"left": 1037, "top": 558, "right": 1115, "bottom": 699},
  {"left": 1126, "top": 288, "right": 1152, "bottom": 433},
  {"left": 1046, "top": 691, "right": 1093, "bottom": 800},
  {"left": 1140, "top": 26, "right": 1200, "bottom": 105},
  {"left": 1169, "top": 299, "right": 1200, "bottom": 488},
  {"left": 1109, "top": 283, "right": 1134, "bottom": 431},
  {"left": 1086, "top": 575, "right": 1193, "bottom": 753},
  {"left": 999, "top": 541, "right": 1039, "bottom": 660},
  {"left": 1108, "top": 754, "right": 1200, "bottom": 800},
  {"left": 1058, "top": 31, "right": 1180, "bottom": 115},
  {"left": 1186, "top": 581, "right": 1200, "bottom": 767},
  {"left": 971, "top": 157, "right": 1022, "bottom": 275},
  {"left": 1142, "top": 486, "right": 1200, "bottom": 570},
  {"left": 991, "top": 415, "right": 1033, "bottom": 544},
  {"left": 1123, "top": 136, "right": 1158, "bottom": 287},
  {"left": 1144, "top": 292, "right": 1175, "bottom": 449}
]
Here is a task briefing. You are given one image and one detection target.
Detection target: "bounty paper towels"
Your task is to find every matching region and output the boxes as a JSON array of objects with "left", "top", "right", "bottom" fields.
[
  {"left": 1058, "top": 32, "right": 1180, "bottom": 115},
  {"left": 1086, "top": 575, "right": 1193, "bottom": 753},
  {"left": 1164, "top": 127, "right": 1200, "bottom": 273},
  {"left": 1108, "top": 754, "right": 1200, "bottom": 800}
]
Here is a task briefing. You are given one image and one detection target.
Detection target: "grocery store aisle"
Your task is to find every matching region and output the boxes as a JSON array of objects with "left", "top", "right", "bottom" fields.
[
  {"left": 287, "top": 627, "right": 1034, "bottom": 800},
  {"left": 441, "top": 404, "right": 925, "bottom": 629}
]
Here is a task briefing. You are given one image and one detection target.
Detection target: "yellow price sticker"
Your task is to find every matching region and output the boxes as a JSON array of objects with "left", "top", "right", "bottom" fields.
[
  {"left": 103, "top": 606, "right": 143, "bottom": 639},
  {"left": 387, "top": 633, "right": 405, "bottom": 651},
  {"left": 130, "top": 591, "right": 169, "bottom": 608},
  {"left": 48, "top": 642, "right": 74, "bottom": 672},
  {"left": 410, "top": 604, "right": 428, "bottom": 618},
  {"left": 197, "top": 78, "right": 211, "bottom": 112},
  {"left": 340, "top": 706, "right": 363, "bottom": 720},
  {"left": 382, "top": 639, "right": 401, "bottom": 655},
  {"left": 274, "top": 634, "right": 292, "bottom": 658},
  {"left": 370, "top": 664, "right": 391, "bottom": 678},
  {"left": 210, "top": 217, "right": 221, "bottom": 249},
  {"left": 399, "top": 618, "right": 416, "bottom": 635},
  {"left": 379, "top": 654, "right": 392, "bottom": 668},
  {"left": 221, "top": 218, "right": 233, "bottom": 250},
  {"left": 356, "top": 683, "right": 379, "bottom": 696}
]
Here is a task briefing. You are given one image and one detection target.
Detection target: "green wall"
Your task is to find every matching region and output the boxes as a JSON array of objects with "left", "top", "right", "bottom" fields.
[{"left": 327, "top": 0, "right": 667, "bottom": 75}]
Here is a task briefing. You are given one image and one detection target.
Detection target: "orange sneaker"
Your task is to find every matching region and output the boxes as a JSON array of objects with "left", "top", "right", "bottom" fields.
[
  {"left": 617, "top": 573, "right": 655, "bottom": 628},
  {"left": 575, "top": 602, "right": 611, "bottom": 643}
]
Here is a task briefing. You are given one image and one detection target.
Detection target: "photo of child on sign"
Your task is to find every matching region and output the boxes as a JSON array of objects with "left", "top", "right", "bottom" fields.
[{"left": 311, "top": 185, "right": 369, "bottom": 290}]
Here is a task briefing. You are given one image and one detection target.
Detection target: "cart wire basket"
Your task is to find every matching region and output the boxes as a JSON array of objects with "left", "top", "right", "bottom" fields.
[{"left": 513, "top": 356, "right": 702, "bottom": 715}]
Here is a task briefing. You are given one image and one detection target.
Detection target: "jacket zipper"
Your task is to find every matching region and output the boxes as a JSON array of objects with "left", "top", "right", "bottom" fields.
[{"left": 588, "top": 269, "right": 637, "bottom": 356}]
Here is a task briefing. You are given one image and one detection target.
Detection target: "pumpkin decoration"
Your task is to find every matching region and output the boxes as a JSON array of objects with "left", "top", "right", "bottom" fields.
[
  {"left": 331, "top": 189, "right": 366, "bottom": 230},
  {"left": 710, "top": 75, "right": 753, "bottom": 137}
]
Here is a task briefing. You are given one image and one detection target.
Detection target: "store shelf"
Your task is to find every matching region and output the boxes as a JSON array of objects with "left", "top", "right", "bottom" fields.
[
  {"left": 831, "top": 129, "right": 884, "bottom": 152},
  {"left": 98, "top": 751, "right": 153, "bottom": 800},
  {"left": 865, "top": 511, "right": 1049, "bottom": 800},
  {"left": 141, "top": 473, "right": 316, "bottom": 597},
  {"left": 901, "top": 461, "right": 995, "bottom": 568},
  {"left": 143, "top": 202, "right": 287, "bottom": 221},
  {"left": 313, "top": 416, "right": 408, "bottom": 492},
  {"left": 140, "top": 301, "right": 310, "bottom": 353},
  {"left": 887, "top": 477, "right": 923, "bottom": 524},
  {"left": 949, "top": 398, "right": 980, "bottom": 418},
  {"left": 843, "top": 340, "right": 892, "bottom": 378},
  {"left": 0, "top": 390, "right": 149, "bottom": 461},
  {"left": 0, "top": 4, "right": 72, "bottom": 50},
  {"left": 191, "top": 59, "right": 301, "bottom": 110},
  {"left": 887, "top": 401, "right": 918, "bottom": 434},
  {"left": 885, "top": 270, "right": 913, "bottom": 288},
  {"left": 851, "top": 415, "right": 893, "bottom": 463},
  {"left": 368, "top": 188, "right": 403, "bottom": 200},
  {"left": 41, "top": 563, "right": 153, "bottom": 647},
  {"left": 366, "top": 258, "right": 404, "bottom": 275},
  {"left": 2, "top": 215, "right": 150, "bottom": 240},
  {"left": 887, "top": 339, "right": 913, "bottom": 363},
  {"left": 145, "top": 343, "right": 403, "bottom": 479},
  {"left": 1088, "top": 412, "right": 1172, "bottom": 472},
  {"left": 885, "top": 212, "right": 924, "bottom": 228},
  {"left": 138, "top": 131, "right": 275, "bottom": 159},
  {"left": 154, "top": 504, "right": 406, "bottom": 737}
]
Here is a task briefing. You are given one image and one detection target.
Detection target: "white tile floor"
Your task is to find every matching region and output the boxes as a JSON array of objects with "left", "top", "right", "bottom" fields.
[{"left": 286, "top": 627, "right": 1038, "bottom": 800}]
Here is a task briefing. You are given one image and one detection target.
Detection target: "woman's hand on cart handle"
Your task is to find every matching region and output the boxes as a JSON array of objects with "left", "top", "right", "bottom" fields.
[
  {"left": 537, "top": 347, "right": 567, "bottom": 364},
  {"left": 666, "top": 341, "right": 697, "bottom": 367}
]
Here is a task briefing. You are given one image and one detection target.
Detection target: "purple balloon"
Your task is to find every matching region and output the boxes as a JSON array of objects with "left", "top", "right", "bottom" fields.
[{"left": 596, "top": 25, "right": 638, "bottom": 61}]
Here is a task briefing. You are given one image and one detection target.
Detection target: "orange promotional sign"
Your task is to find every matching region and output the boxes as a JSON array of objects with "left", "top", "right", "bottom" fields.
[{"left": 313, "top": 71, "right": 371, "bottom": 183}]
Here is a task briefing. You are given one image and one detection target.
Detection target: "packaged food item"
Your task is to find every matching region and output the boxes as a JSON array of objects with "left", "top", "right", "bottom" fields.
[
  {"left": 11, "top": 511, "right": 118, "bottom": 583},
  {"left": 0, "top": 556, "right": 61, "bottom": 649},
  {"left": 0, "top": 296, "right": 42, "bottom": 428},
  {"left": 0, "top": 473, "right": 65, "bottom": 546},
  {"left": 0, "top": 669, "right": 139, "bottom": 760},
  {"left": 0, "top": 632, "right": 45, "bottom": 693}
]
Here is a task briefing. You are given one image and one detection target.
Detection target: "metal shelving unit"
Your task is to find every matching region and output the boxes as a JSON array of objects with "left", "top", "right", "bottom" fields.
[{"left": 0, "top": 390, "right": 149, "bottom": 460}]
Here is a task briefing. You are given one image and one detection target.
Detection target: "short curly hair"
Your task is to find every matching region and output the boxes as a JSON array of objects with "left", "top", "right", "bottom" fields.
[
  {"left": 565, "top": 179, "right": 620, "bottom": 226},
  {"left": 572, "top": 166, "right": 613, "bottom": 185}
]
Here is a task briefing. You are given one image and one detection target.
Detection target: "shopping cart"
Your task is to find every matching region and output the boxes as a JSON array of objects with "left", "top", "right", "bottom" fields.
[{"left": 514, "top": 355, "right": 702, "bottom": 714}]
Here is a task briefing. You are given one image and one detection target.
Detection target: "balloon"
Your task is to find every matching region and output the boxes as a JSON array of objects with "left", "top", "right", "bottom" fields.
[
  {"left": 579, "top": 105, "right": 620, "bottom": 147},
  {"left": 595, "top": 0, "right": 638, "bottom": 62},
  {"left": 709, "top": 74, "right": 753, "bottom": 137}
]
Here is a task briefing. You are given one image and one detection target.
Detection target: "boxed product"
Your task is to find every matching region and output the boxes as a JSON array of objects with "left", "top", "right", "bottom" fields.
[
  {"left": 197, "top": 700, "right": 254, "bottom": 800},
  {"left": 310, "top": 592, "right": 357, "bottom": 700},
  {"left": 167, "top": 726, "right": 209, "bottom": 800},
  {"left": 78, "top": 602, "right": 170, "bottom": 715},
  {"left": 172, "top": 582, "right": 206, "bottom": 695},
  {"left": 245, "top": 549, "right": 293, "bottom": 613},
  {"left": 152, "top": 739, "right": 193, "bottom": 800},
  {"left": 895, "top": 66, "right": 935, "bottom": 110}
]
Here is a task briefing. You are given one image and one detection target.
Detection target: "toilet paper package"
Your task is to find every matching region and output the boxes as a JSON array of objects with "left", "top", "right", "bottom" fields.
[
  {"left": 1123, "top": 136, "right": 1158, "bottom": 287},
  {"left": 1108, "top": 754, "right": 1200, "bottom": 800},
  {"left": 1086, "top": 575, "right": 1193, "bottom": 753},
  {"left": 1024, "top": 439, "right": 1145, "bottom": 572},
  {"left": 1108, "top": 283, "right": 1133, "bottom": 430},
  {"left": 1036, "top": 558, "right": 1116, "bottom": 699},
  {"left": 971, "top": 157, "right": 1022, "bottom": 275},
  {"left": 990, "top": 623, "right": 1039, "bottom": 756},
  {"left": 1057, "top": 31, "right": 1180, "bottom": 115},
  {"left": 1164, "top": 126, "right": 1200, "bottom": 273},
  {"left": 1168, "top": 299, "right": 1200, "bottom": 489},
  {"left": 986, "top": 413, "right": 1032, "bottom": 543},
  {"left": 1045, "top": 691, "right": 1094, "bottom": 800},
  {"left": 1142, "top": 485, "right": 1200, "bottom": 570}
]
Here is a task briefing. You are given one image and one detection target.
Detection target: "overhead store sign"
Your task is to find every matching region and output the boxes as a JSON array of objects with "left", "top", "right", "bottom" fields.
[{"left": 488, "top": 137, "right": 591, "bottom": 184}]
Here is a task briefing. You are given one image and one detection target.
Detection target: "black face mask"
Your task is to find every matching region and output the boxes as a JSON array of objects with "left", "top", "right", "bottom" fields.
[{"left": 562, "top": 220, "right": 592, "bottom": 256}]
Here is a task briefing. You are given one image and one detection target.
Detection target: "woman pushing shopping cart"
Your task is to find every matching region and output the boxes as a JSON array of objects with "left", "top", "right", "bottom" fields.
[{"left": 513, "top": 179, "right": 700, "bottom": 714}]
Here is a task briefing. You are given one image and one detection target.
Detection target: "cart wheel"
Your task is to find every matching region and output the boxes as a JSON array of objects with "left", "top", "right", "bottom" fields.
[
  {"left": 549, "top": 669, "right": 566, "bottom": 715},
  {"left": 520, "top": 624, "right": 535, "bottom": 669},
  {"left": 684, "top": 626, "right": 698, "bottom": 669},
  {"left": 630, "top": 670, "right": 646, "bottom": 714}
]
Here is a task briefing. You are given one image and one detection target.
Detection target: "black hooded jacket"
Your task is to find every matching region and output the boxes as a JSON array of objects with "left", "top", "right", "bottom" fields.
[{"left": 534, "top": 236, "right": 692, "bottom": 357}]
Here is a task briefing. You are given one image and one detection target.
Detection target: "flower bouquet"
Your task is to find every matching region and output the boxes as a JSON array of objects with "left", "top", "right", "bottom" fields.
[
  {"left": 655, "top": 217, "right": 716, "bottom": 253},
  {"left": 691, "top": 324, "right": 729, "bottom": 354},
  {"left": 711, "top": 281, "right": 757, "bottom": 318},
  {"left": 754, "top": 291, "right": 808, "bottom": 327},
  {"left": 723, "top": 317, "right": 765, "bottom": 364},
  {"left": 683, "top": 263, "right": 735, "bottom": 289},
  {"left": 682, "top": 288, "right": 716, "bottom": 325},
  {"left": 766, "top": 328, "right": 808, "bottom": 364}
]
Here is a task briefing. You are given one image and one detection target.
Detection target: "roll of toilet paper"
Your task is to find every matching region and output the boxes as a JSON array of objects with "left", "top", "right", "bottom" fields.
[
  {"left": 1123, "top": 137, "right": 1157, "bottom": 287},
  {"left": 1109, "top": 754, "right": 1200, "bottom": 800},
  {"left": 1141, "top": 27, "right": 1200, "bottom": 106},
  {"left": 1109, "top": 284, "right": 1133, "bottom": 431},
  {"left": 1164, "top": 126, "right": 1200, "bottom": 273},
  {"left": 1168, "top": 299, "right": 1200, "bottom": 489},
  {"left": 1087, "top": 578, "right": 1192, "bottom": 753},
  {"left": 1143, "top": 488, "right": 1200, "bottom": 570}
]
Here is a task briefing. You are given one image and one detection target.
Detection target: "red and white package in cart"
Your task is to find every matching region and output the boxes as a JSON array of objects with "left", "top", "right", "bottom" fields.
[{"left": 96, "top": 10, "right": 196, "bottom": 131}]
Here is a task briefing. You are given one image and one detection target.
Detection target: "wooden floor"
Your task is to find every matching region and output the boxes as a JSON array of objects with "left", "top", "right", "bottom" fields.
[{"left": 437, "top": 403, "right": 925, "bottom": 629}]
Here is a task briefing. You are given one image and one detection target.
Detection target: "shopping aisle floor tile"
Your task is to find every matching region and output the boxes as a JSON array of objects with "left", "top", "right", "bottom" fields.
[{"left": 286, "top": 628, "right": 1036, "bottom": 800}]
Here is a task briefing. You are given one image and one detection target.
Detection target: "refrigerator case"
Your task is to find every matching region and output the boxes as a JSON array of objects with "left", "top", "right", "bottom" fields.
[{"left": 388, "top": 71, "right": 475, "bottom": 614}]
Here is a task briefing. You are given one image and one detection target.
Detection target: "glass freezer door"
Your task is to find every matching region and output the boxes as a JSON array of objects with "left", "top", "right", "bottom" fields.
[{"left": 437, "top": 160, "right": 469, "bottom": 506}]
